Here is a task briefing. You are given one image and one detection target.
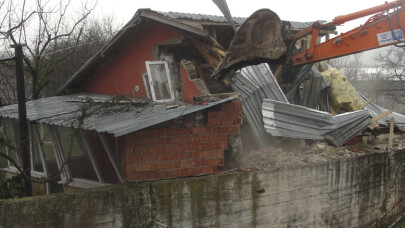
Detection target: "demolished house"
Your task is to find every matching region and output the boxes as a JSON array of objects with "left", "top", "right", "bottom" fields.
[{"left": 1, "top": 8, "right": 404, "bottom": 195}]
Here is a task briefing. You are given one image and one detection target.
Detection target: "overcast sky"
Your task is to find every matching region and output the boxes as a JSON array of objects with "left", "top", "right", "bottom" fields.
[
  {"left": 94, "top": 0, "right": 389, "bottom": 34},
  {"left": 91, "top": 0, "right": 390, "bottom": 64}
]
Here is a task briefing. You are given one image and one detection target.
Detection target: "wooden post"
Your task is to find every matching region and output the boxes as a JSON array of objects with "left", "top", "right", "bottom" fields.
[
  {"left": 388, "top": 117, "right": 394, "bottom": 150},
  {"left": 12, "top": 44, "right": 32, "bottom": 196}
]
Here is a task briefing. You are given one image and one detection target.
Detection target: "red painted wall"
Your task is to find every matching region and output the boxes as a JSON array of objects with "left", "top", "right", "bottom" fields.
[{"left": 82, "top": 21, "right": 183, "bottom": 98}]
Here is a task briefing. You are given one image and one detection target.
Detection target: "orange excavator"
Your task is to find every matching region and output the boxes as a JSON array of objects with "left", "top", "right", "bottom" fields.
[{"left": 212, "top": 0, "right": 405, "bottom": 78}]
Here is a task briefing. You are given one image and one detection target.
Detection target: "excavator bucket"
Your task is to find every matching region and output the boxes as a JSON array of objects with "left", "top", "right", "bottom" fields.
[{"left": 212, "top": 9, "right": 287, "bottom": 79}]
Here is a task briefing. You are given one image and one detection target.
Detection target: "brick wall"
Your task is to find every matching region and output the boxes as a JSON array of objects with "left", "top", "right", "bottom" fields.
[{"left": 122, "top": 101, "right": 243, "bottom": 182}]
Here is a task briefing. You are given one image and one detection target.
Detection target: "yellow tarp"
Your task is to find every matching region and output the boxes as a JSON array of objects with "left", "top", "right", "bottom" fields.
[{"left": 321, "top": 68, "right": 363, "bottom": 113}]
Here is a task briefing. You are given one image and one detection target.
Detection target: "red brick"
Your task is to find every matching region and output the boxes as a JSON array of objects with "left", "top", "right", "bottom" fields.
[
  {"left": 186, "top": 143, "right": 194, "bottom": 151},
  {"left": 221, "top": 119, "right": 234, "bottom": 126},
  {"left": 186, "top": 136, "right": 193, "bottom": 143},
  {"left": 159, "top": 171, "right": 173, "bottom": 179},
  {"left": 166, "top": 161, "right": 181, "bottom": 170},
  {"left": 205, "top": 127, "right": 218, "bottom": 134},
  {"left": 142, "top": 137, "right": 160, "bottom": 146},
  {"left": 219, "top": 127, "right": 228, "bottom": 134},
  {"left": 125, "top": 165, "right": 134, "bottom": 176},
  {"left": 151, "top": 129, "right": 164, "bottom": 137},
  {"left": 158, "top": 153, "right": 173, "bottom": 161},
  {"left": 187, "top": 152, "right": 199, "bottom": 159},
  {"left": 181, "top": 160, "right": 194, "bottom": 168},
  {"left": 188, "top": 167, "right": 202, "bottom": 176},
  {"left": 125, "top": 146, "right": 134, "bottom": 156},
  {"left": 199, "top": 135, "right": 212, "bottom": 143},
  {"left": 150, "top": 162, "right": 166, "bottom": 171},
  {"left": 228, "top": 126, "right": 239, "bottom": 134},
  {"left": 207, "top": 159, "right": 222, "bottom": 167},
  {"left": 164, "top": 137, "right": 173, "bottom": 144},
  {"left": 126, "top": 155, "right": 142, "bottom": 164},
  {"left": 195, "top": 159, "right": 207, "bottom": 167},
  {"left": 134, "top": 146, "right": 149, "bottom": 155},
  {"left": 135, "top": 163, "right": 150, "bottom": 172},
  {"left": 165, "top": 144, "right": 179, "bottom": 153},
  {"left": 214, "top": 150, "right": 224, "bottom": 158},
  {"left": 193, "top": 136, "right": 200, "bottom": 143},
  {"left": 143, "top": 154, "right": 158, "bottom": 162},
  {"left": 221, "top": 102, "right": 237, "bottom": 111},
  {"left": 212, "top": 135, "right": 228, "bottom": 142},
  {"left": 234, "top": 117, "right": 242, "bottom": 125},
  {"left": 207, "top": 142, "right": 226, "bottom": 150},
  {"left": 200, "top": 151, "right": 214, "bottom": 158},
  {"left": 172, "top": 135, "right": 187, "bottom": 144},
  {"left": 207, "top": 119, "right": 221, "bottom": 126},
  {"left": 150, "top": 145, "right": 165, "bottom": 154},
  {"left": 143, "top": 171, "right": 159, "bottom": 180},
  {"left": 173, "top": 169, "right": 188, "bottom": 177},
  {"left": 184, "top": 119, "right": 195, "bottom": 127},
  {"left": 178, "top": 128, "right": 192, "bottom": 135},
  {"left": 133, "top": 137, "right": 142, "bottom": 147},
  {"left": 164, "top": 128, "right": 178, "bottom": 136},
  {"left": 194, "top": 143, "right": 207, "bottom": 151},
  {"left": 207, "top": 112, "right": 216, "bottom": 119},
  {"left": 215, "top": 112, "right": 228, "bottom": 119},
  {"left": 233, "top": 101, "right": 242, "bottom": 109},
  {"left": 128, "top": 172, "right": 143, "bottom": 181},
  {"left": 228, "top": 111, "right": 239, "bottom": 119},
  {"left": 141, "top": 129, "right": 153, "bottom": 137},
  {"left": 192, "top": 127, "right": 205, "bottom": 135},
  {"left": 201, "top": 167, "right": 216, "bottom": 175}
]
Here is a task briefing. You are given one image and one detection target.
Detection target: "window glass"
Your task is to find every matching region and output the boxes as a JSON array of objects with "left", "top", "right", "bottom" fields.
[
  {"left": 142, "top": 73, "right": 152, "bottom": 99},
  {"left": 3, "top": 119, "right": 21, "bottom": 167},
  {"left": 58, "top": 127, "right": 98, "bottom": 181},
  {"left": 146, "top": 61, "right": 174, "bottom": 101}
]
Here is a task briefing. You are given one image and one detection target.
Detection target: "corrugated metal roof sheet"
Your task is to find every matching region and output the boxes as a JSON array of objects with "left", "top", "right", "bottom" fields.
[
  {"left": 230, "top": 63, "right": 288, "bottom": 146},
  {"left": 262, "top": 99, "right": 371, "bottom": 146},
  {"left": 0, "top": 94, "right": 235, "bottom": 137},
  {"left": 153, "top": 11, "right": 316, "bottom": 29},
  {"left": 358, "top": 92, "right": 405, "bottom": 129}
]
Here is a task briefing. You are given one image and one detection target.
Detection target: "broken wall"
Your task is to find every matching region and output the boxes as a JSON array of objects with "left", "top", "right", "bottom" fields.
[
  {"left": 1, "top": 150, "right": 403, "bottom": 227},
  {"left": 121, "top": 101, "right": 243, "bottom": 182}
]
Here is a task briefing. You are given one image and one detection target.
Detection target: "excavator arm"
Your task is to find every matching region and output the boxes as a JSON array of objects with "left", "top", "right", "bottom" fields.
[{"left": 289, "top": 0, "right": 405, "bottom": 66}]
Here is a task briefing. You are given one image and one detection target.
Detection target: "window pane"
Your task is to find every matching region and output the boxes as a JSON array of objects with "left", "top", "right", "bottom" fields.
[
  {"left": 149, "top": 63, "right": 172, "bottom": 100},
  {"left": 4, "top": 119, "right": 21, "bottom": 167},
  {"left": 59, "top": 127, "right": 98, "bottom": 181}
]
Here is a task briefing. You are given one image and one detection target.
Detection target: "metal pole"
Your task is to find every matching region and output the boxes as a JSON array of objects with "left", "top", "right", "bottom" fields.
[{"left": 12, "top": 44, "right": 32, "bottom": 196}]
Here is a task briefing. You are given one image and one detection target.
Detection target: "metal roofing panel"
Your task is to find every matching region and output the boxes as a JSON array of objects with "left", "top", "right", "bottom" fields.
[
  {"left": 357, "top": 92, "right": 405, "bottom": 129},
  {"left": 0, "top": 94, "right": 235, "bottom": 137},
  {"left": 262, "top": 99, "right": 371, "bottom": 146},
  {"left": 230, "top": 63, "right": 288, "bottom": 146}
]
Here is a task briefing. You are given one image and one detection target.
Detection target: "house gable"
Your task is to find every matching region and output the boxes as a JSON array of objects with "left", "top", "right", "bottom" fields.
[{"left": 82, "top": 21, "right": 183, "bottom": 98}]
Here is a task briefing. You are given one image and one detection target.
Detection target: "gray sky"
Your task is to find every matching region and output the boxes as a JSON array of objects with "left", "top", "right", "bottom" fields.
[{"left": 94, "top": 0, "right": 388, "bottom": 34}]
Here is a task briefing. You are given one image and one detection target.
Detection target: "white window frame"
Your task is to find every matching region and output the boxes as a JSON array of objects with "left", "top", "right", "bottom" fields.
[
  {"left": 142, "top": 72, "right": 152, "bottom": 99},
  {"left": 145, "top": 61, "right": 175, "bottom": 102}
]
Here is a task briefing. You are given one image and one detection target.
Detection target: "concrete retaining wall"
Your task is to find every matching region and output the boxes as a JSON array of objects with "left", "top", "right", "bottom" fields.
[{"left": 1, "top": 150, "right": 404, "bottom": 227}]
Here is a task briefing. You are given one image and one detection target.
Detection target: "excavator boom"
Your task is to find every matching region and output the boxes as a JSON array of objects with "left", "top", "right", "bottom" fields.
[{"left": 290, "top": 0, "right": 405, "bottom": 66}]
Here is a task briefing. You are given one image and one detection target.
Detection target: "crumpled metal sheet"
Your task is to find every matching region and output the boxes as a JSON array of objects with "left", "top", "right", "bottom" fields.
[
  {"left": 230, "top": 63, "right": 288, "bottom": 146},
  {"left": 284, "top": 64, "right": 330, "bottom": 111},
  {"left": 358, "top": 92, "right": 405, "bottom": 130},
  {"left": 262, "top": 99, "right": 371, "bottom": 146}
]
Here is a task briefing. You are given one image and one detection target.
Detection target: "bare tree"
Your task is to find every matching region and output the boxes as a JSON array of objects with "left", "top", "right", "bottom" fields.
[
  {"left": 375, "top": 46, "right": 405, "bottom": 81},
  {"left": 330, "top": 53, "right": 364, "bottom": 81},
  {"left": 0, "top": 0, "right": 96, "bottom": 99}
]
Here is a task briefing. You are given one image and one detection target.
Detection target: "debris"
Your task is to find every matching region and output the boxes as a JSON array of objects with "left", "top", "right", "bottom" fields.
[
  {"left": 321, "top": 68, "right": 363, "bottom": 112},
  {"left": 262, "top": 99, "right": 370, "bottom": 146}
]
